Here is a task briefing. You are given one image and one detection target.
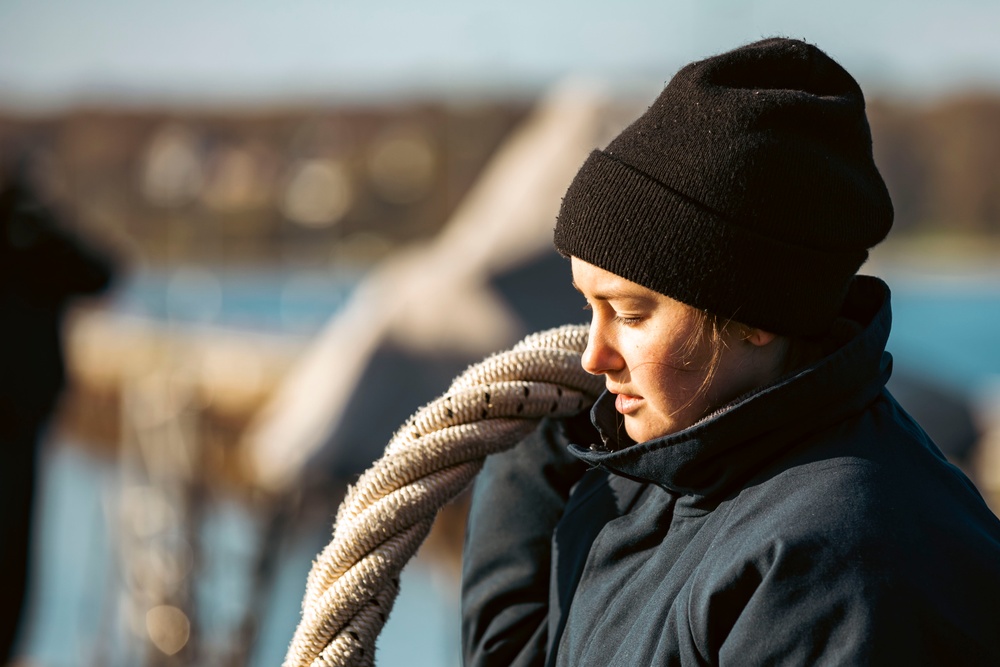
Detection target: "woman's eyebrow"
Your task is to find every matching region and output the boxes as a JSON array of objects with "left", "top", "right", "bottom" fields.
[{"left": 571, "top": 281, "right": 652, "bottom": 303}]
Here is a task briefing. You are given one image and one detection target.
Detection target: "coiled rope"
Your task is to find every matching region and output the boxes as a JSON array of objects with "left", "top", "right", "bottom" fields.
[{"left": 283, "top": 324, "right": 602, "bottom": 667}]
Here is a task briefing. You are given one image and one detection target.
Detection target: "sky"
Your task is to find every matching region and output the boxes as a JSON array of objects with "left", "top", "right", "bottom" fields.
[{"left": 1, "top": 0, "right": 1000, "bottom": 108}]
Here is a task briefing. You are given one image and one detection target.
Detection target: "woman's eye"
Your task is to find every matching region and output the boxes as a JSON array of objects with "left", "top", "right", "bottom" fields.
[{"left": 614, "top": 314, "right": 642, "bottom": 326}]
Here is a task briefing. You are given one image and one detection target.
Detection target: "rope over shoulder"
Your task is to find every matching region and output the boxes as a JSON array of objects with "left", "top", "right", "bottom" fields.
[{"left": 284, "top": 324, "right": 601, "bottom": 667}]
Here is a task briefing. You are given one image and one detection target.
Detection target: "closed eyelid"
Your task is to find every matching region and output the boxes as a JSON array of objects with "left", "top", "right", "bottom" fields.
[{"left": 603, "top": 296, "right": 655, "bottom": 318}]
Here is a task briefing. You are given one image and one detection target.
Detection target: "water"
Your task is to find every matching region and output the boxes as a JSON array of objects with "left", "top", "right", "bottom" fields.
[
  {"left": 111, "top": 266, "right": 362, "bottom": 335},
  {"left": 18, "top": 440, "right": 461, "bottom": 667},
  {"left": 888, "top": 276, "right": 1000, "bottom": 396},
  {"left": 14, "top": 267, "right": 1000, "bottom": 666}
]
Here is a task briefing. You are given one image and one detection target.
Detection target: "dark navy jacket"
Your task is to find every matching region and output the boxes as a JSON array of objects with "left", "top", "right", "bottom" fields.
[{"left": 462, "top": 277, "right": 1000, "bottom": 666}]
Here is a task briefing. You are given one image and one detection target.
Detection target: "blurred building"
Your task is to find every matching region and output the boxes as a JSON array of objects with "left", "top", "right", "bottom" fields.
[{"left": 0, "top": 103, "right": 529, "bottom": 268}]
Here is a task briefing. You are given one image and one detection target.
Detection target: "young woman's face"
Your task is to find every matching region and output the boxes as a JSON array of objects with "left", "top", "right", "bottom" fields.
[{"left": 572, "top": 257, "right": 778, "bottom": 443}]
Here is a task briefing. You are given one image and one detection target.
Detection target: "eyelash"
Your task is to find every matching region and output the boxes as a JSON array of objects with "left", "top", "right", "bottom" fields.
[{"left": 582, "top": 303, "right": 641, "bottom": 326}]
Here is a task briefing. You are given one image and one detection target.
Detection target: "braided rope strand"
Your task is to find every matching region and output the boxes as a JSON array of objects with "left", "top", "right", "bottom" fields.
[{"left": 284, "top": 324, "right": 601, "bottom": 666}]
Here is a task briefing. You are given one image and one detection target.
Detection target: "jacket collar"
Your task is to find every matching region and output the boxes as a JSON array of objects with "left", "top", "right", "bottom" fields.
[{"left": 570, "top": 275, "right": 893, "bottom": 505}]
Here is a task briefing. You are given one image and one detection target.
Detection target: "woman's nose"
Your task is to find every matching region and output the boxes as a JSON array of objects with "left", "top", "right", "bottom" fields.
[{"left": 581, "top": 322, "right": 622, "bottom": 376}]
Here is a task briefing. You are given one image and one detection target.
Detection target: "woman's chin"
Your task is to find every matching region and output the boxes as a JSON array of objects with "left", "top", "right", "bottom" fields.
[
  {"left": 624, "top": 412, "right": 690, "bottom": 443},
  {"left": 624, "top": 418, "right": 664, "bottom": 444}
]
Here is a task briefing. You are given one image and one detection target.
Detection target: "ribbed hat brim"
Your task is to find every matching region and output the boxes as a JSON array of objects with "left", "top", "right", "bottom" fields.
[{"left": 554, "top": 150, "right": 868, "bottom": 336}]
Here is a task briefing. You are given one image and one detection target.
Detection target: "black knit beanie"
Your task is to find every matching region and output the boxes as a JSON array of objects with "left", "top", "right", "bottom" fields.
[{"left": 554, "top": 37, "right": 893, "bottom": 337}]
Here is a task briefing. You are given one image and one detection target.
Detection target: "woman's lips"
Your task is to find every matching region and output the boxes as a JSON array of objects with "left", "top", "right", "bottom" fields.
[{"left": 614, "top": 393, "right": 643, "bottom": 415}]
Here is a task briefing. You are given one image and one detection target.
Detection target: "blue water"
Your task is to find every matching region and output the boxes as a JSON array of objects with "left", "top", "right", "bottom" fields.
[
  {"left": 111, "top": 267, "right": 362, "bottom": 335},
  {"left": 19, "top": 441, "right": 461, "bottom": 667},
  {"left": 14, "top": 267, "right": 1000, "bottom": 666},
  {"left": 888, "top": 278, "right": 1000, "bottom": 395}
]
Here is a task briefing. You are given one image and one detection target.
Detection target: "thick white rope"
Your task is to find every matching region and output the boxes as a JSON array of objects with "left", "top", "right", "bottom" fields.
[{"left": 284, "top": 324, "right": 602, "bottom": 667}]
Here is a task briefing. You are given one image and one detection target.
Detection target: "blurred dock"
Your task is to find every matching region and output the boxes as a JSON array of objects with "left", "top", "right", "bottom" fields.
[{"left": 60, "top": 308, "right": 302, "bottom": 490}]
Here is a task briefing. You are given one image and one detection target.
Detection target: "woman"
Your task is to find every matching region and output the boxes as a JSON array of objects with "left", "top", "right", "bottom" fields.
[{"left": 461, "top": 38, "right": 1000, "bottom": 665}]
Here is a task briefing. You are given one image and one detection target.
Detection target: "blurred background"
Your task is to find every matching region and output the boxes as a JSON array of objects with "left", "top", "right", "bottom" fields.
[{"left": 2, "top": 1, "right": 1000, "bottom": 666}]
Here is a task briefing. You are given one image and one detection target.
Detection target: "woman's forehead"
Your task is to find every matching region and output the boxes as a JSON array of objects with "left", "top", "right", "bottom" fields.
[{"left": 570, "top": 256, "right": 662, "bottom": 302}]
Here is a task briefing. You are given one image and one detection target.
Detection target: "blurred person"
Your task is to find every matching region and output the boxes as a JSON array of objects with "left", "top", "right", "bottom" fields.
[
  {"left": 462, "top": 38, "right": 1000, "bottom": 665},
  {"left": 0, "top": 163, "right": 115, "bottom": 663}
]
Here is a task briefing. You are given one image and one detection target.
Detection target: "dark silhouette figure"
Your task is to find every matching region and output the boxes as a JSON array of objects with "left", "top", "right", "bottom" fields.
[{"left": 0, "top": 164, "right": 116, "bottom": 662}]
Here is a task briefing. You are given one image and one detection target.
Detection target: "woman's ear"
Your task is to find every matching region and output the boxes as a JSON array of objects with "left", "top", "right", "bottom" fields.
[{"left": 745, "top": 328, "right": 778, "bottom": 347}]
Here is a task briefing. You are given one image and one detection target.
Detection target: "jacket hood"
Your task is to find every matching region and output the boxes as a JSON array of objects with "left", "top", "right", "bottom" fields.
[{"left": 570, "top": 275, "right": 893, "bottom": 504}]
